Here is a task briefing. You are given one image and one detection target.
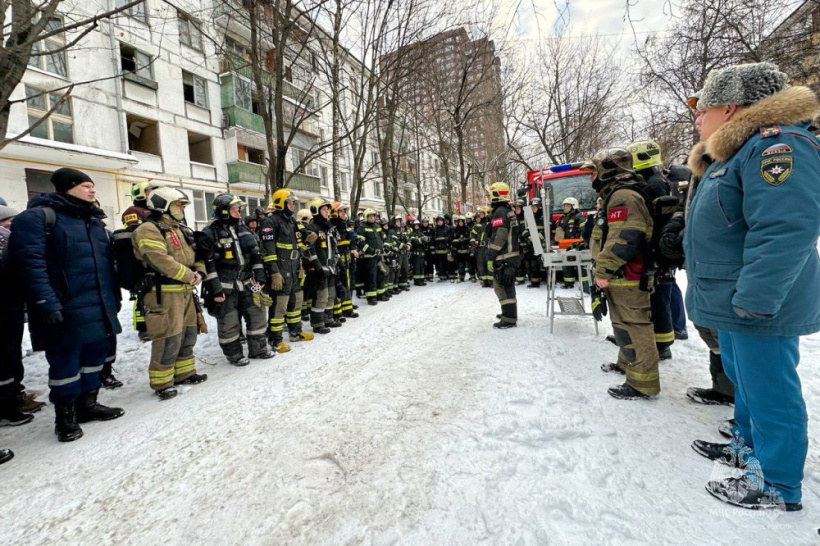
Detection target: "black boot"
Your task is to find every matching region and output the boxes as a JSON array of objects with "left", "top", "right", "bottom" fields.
[
  {"left": 100, "top": 370, "right": 124, "bottom": 390},
  {"left": 377, "top": 294, "right": 388, "bottom": 302},
  {"left": 156, "top": 387, "right": 178, "bottom": 401},
  {"left": 607, "top": 383, "right": 654, "bottom": 400},
  {"left": 0, "top": 449, "right": 13, "bottom": 465},
  {"left": 0, "top": 405, "right": 34, "bottom": 427},
  {"left": 686, "top": 387, "right": 734, "bottom": 406},
  {"left": 54, "top": 402, "right": 83, "bottom": 442},
  {"left": 658, "top": 347, "right": 672, "bottom": 360},
  {"left": 691, "top": 440, "right": 742, "bottom": 466},
  {"left": 228, "top": 354, "right": 250, "bottom": 366},
  {"left": 367, "top": 297, "right": 378, "bottom": 306},
  {"left": 605, "top": 335, "right": 618, "bottom": 346},
  {"left": 176, "top": 373, "right": 209, "bottom": 385},
  {"left": 325, "top": 311, "right": 342, "bottom": 328},
  {"left": 600, "top": 362, "right": 626, "bottom": 375},
  {"left": 492, "top": 320, "right": 516, "bottom": 329},
  {"left": 706, "top": 476, "right": 802, "bottom": 512},
  {"left": 77, "top": 390, "right": 125, "bottom": 423}
]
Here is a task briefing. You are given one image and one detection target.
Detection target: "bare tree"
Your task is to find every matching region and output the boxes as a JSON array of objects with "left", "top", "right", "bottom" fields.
[{"left": 0, "top": 0, "right": 145, "bottom": 150}]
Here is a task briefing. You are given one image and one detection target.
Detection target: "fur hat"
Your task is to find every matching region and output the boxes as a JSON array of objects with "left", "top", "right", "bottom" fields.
[
  {"left": 51, "top": 167, "right": 93, "bottom": 193},
  {"left": 698, "top": 62, "right": 788, "bottom": 109}
]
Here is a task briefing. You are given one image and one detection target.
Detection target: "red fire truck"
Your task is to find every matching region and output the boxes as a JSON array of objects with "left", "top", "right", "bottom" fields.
[{"left": 523, "top": 163, "right": 598, "bottom": 222}]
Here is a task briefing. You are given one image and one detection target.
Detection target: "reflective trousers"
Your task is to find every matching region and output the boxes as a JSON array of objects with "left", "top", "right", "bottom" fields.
[{"left": 607, "top": 285, "right": 660, "bottom": 395}]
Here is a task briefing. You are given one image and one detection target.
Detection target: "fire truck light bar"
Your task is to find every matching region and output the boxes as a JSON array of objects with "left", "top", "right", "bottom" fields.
[{"left": 549, "top": 164, "right": 573, "bottom": 173}]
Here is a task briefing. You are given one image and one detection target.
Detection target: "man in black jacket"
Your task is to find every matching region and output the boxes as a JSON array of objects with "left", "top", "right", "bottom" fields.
[{"left": 486, "top": 182, "right": 521, "bottom": 329}]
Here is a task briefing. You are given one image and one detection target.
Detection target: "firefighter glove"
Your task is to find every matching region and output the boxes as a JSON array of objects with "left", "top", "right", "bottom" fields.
[
  {"left": 591, "top": 289, "right": 608, "bottom": 321},
  {"left": 271, "top": 272, "right": 284, "bottom": 291},
  {"left": 487, "top": 260, "right": 494, "bottom": 273}
]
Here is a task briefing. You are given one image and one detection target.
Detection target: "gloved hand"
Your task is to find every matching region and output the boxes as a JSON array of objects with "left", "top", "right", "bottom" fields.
[
  {"left": 271, "top": 272, "right": 284, "bottom": 291},
  {"left": 590, "top": 289, "right": 608, "bottom": 321},
  {"left": 252, "top": 290, "right": 273, "bottom": 308},
  {"left": 305, "top": 232, "right": 318, "bottom": 244},
  {"left": 658, "top": 213, "right": 685, "bottom": 263},
  {"left": 487, "top": 260, "right": 494, "bottom": 273},
  {"left": 45, "top": 310, "right": 64, "bottom": 325},
  {"left": 733, "top": 306, "right": 774, "bottom": 320}
]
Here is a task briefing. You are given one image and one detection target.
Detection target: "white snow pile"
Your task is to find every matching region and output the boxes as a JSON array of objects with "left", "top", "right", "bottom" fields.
[{"left": 1, "top": 274, "right": 818, "bottom": 544}]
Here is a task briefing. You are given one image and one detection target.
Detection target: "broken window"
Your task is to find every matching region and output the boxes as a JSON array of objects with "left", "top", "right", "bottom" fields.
[
  {"left": 188, "top": 132, "right": 213, "bottom": 165},
  {"left": 182, "top": 70, "right": 208, "bottom": 108},
  {"left": 126, "top": 114, "right": 161, "bottom": 155},
  {"left": 120, "top": 44, "right": 154, "bottom": 82},
  {"left": 178, "top": 11, "right": 202, "bottom": 50}
]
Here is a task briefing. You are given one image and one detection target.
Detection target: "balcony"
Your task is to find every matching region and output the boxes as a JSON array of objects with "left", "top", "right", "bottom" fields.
[
  {"left": 227, "top": 161, "right": 321, "bottom": 193},
  {"left": 223, "top": 105, "right": 265, "bottom": 134}
]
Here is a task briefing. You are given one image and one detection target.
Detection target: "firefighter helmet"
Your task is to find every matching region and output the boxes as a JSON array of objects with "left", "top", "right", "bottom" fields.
[
  {"left": 465, "top": 212, "right": 474, "bottom": 220},
  {"left": 421, "top": 216, "right": 430, "bottom": 223},
  {"left": 296, "top": 209, "right": 312, "bottom": 224},
  {"left": 379, "top": 217, "right": 389, "bottom": 226},
  {"left": 212, "top": 193, "right": 245, "bottom": 220},
  {"left": 331, "top": 201, "right": 349, "bottom": 218},
  {"left": 514, "top": 198, "right": 526, "bottom": 207},
  {"left": 309, "top": 197, "right": 331, "bottom": 216},
  {"left": 590, "top": 148, "right": 635, "bottom": 182},
  {"left": 435, "top": 214, "right": 445, "bottom": 222},
  {"left": 562, "top": 197, "right": 579, "bottom": 210},
  {"left": 270, "top": 188, "right": 297, "bottom": 211},
  {"left": 147, "top": 186, "right": 189, "bottom": 213},
  {"left": 131, "top": 181, "right": 158, "bottom": 203},
  {"left": 406, "top": 214, "right": 416, "bottom": 223},
  {"left": 531, "top": 197, "right": 542, "bottom": 208},
  {"left": 363, "top": 208, "right": 377, "bottom": 220},
  {"left": 412, "top": 219, "right": 420, "bottom": 227},
  {"left": 393, "top": 214, "right": 403, "bottom": 224},
  {"left": 626, "top": 140, "right": 663, "bottom": 171},
  {"left": 486, "top": 182, "right": 511, "bottom": 204}
]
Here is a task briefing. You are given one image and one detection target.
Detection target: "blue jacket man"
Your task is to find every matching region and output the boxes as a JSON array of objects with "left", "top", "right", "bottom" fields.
[
  {"left": 684, "top": 63, "right": 820, "bottom": 511},
  {"left": 8, "top": 168, "right": 124, "bottom": 442}
]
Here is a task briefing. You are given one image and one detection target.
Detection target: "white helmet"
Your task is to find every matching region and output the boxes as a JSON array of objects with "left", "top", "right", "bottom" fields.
[
  {"left": 148, "top": 186, "right": 189, "bottom": 213},
  {"left": 562, "top": 197, "right": 579, "bottom": 210},
  {"left": 465, "top": 212, "right": 474, "bottom": 220}
]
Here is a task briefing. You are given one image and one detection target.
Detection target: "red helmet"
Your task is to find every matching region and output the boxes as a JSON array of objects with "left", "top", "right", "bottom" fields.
[{"left": 406, "top": 214, "right": 415, "bottom": 223}]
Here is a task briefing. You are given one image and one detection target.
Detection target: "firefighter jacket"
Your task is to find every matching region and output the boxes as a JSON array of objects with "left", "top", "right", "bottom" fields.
[
  {"left": 381, "top": 227, "right": 396, "bottom": 261},
  {"left": 556, "top": 209, "right": 586, "bottom": 240},
  {"left": 487, "top": 203, "right": 521, "bottom": 266},
  {"left": 452, "top": 224, "right": 471, "bottom": 255},
  {"left": 196, "top": 218, "right": 266, "bottom": 299},
  {"left": 421, "top": 224, "right": 435, "bottom": 252},
  {"left": 306, "top": 216, "right": 339, "bottom": 274},
  {"left": 133, "top": 213, "right": 200, "bottom": 286},
  {"left": 409, "top": 228, "right": 429, "bottom": 255},
  {"left": 470, "top": 219, "right": 488, "bottom": 249},
  {"left": 389, "top": 225, "right": 410, "bottom": 254},
  {"left": 121, "top": 202, "right": 151, "bottom": 227},
  {"left": 332, "top": 217, "right": 352, "bottom": 266},
  {"left": 356, "top": 220, "right": 383, "bottom": 257},
  {"left": 259, "top": 210, "right": 300, "bottom": 276},
  {"left": 590, "top": 175, "right": 653, "bottom": 287},
  {"left": 432, "top": 223, "right": 451, "bottom": 254}
]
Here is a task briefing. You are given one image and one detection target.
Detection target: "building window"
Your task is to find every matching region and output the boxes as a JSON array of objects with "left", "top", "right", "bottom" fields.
[
  {"left": 193, "top": 190, "right": 219, "bottom": 222},
  {"left": 178, "top": 11, "right": 202, "bottom": 50},
  {"left": 25, "top": 86, "right": 73, "bottom": 143},
  {"left": 116, "top": 0, "right": 147, "bottom": 22},
  {"left": 244, "top": 196, "right": 263, "bottom": 212},
  {"left": 182, "top": 70, "right": 208, "bottom": 108},
  {"left": 28, "top": 17, "right": 67, "bottom": 77},
  {"left": 25, "top": 169, "right": 55, "bottom": 199},
  {"left": 340, "top": 172, "right": 348, "bottom": 192},
  {"left": 126, "top": 114, "right": 161, "bottom": 155},
  {"left": 120, "top": 43, "right": 155, "bottom": 85},
  {"left": 187, "top": 132, "right": 213, "bottom": 165},
  {"left": 320, "top": 166, "right": 328, "bottom": 189},
  {"left": 374, "top": 180, "right": 382, "bottom": 198},
  {"left": 290, "top": 147, "right": 318, "bottom": 177}
]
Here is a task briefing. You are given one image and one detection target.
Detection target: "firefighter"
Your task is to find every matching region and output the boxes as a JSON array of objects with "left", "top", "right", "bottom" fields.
[
  {"left": 121, "top": 180, "right": 158, "bottom": 227},
  {"left": 409, "top": 220, "right": 428, "bottom": 286},
  {"left": 197, "top": 194, "right": 273, "bottom": 365},
  {"left": 587, "top": 148, "right": 659, "bottom": 400},
  {"left": 521, "top": 198, "right": 547, "bottom": 288},
  {"left": 421, "top": 216, "right": 435, "bottom": 281},
  {"left": 432, "top": 214, "right": 451, "bottom": 282},
  {"left": 556, "top": 197, "right": 586, "bottom": 289},
  {"left": 471, "top": 208, "right": 492, "bottom": 287},
  {"left": 355, "top": 209, "right": 383, "bottom": 305},
  {"left": 259, "top": 191, "right": 314, "bottom": 354},
  {"left": 331, "top": 202, "right": 359, "bottom": 319},
  {"left": 379, "top": 217, "right": 395, "bottom": 297},
  {"left": 626, "top": 140, "right": 676, "bottom": 361},
  {"left": 133, "top": 187, "right": 209, "bottom": 400},
  {"left": 293, "top": 209, "right": 314, "bottom": 330},
  {"left": 390, "top": 215, "right": 411, "bottom": 292},
  {"left": 464, "top": 212, "right": 477, "bottom": 280},
  {"left": 513, "top": 199, "right": 528, "bottom": 284},
  {"left": 452, "top": 215, "right": 472, "bottom": 282},
  {"left": 486, "top": 182, "right": 521, "bottom": 329},
  {"left": 306, "top": 198, "right": 340, "bottom": 333}
]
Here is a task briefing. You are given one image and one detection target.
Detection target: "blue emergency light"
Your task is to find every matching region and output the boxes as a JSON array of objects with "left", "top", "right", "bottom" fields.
[{"left": 549, "top": 164, "right": 573, "bottom": 173}]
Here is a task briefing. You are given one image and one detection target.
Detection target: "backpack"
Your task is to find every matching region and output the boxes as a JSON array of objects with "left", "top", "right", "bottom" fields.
[{"left": 111, "top": 220, "right": 168, "bottom": 291}]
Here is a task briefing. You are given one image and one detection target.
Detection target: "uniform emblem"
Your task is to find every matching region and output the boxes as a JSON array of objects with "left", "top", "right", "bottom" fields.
[
  {"left": 123, "top": 213, "right": 138, "bottom": 224},
  {"left": 168, "top": 231, "right": 180, "bottom": 247},
  {"left": 261, "top": 227, "right": 272, "bottom": 232},
  {"left": 492, "top": 217, "right": 504, "bottom": 227},
  {"left": 225, "top": 250, "right": 234, "bottom": 259},
  {"left": 759, "top": 125, "right": 781, "bottom": 138},
  {"left": 762, "top": 143, "right": 792, "bottom": 156},
  {"left": 761, "top": 156, "right": 793, "bottom": 186},
  {"left": 709, "top": 168, "right": 726, "bottom": 178},
  {"left": 608, "top": 206, "right": 627, "bottom": 222}
]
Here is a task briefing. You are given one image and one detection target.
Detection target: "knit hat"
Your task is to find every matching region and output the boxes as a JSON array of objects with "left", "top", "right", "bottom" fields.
[
  {"left": 0, "top": 205, "right": 18, "bottom": 223},
  {"left": 51, "top": 168, "right": 93, "bottom": 193},
  {"left": 697, "top": 62, "right": 788, "bottom": 109}
]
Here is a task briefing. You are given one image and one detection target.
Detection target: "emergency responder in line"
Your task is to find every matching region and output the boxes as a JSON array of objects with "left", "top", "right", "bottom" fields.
[
  {"left": 409, "top": 220, "right": 428, "bottom": 286},
  {"left": 259, "top": 190, "right": 314, "bottom": 353},
  {"left": 133, "top": 187, "right": 209, "bottom": 401},
  {"left": 451, "top": 215, "right": 471, "bottom": 282},
  {"left": 513, "top": 199, "right": 528, "bottom": 284},
  {"left": 197, "top": 194, "right": 273, "bottom": 366},
  {"left": 470, "top": 208, "right": 492, "bottom": 287},
  {"left": 306, "top": 198, "right": 341, "bottom": 333},
  {"left": 522, "top": 198, "right": 547, "bottom": 288},
  {"left": 432, "top": 214, "right": 451, "bottom": 281},
  {"left": 390, "top": 215, "right": 411, "bottom": 291},
  {"left": 296, "top": 208, "right": 316, "bottom": 321},
  {"left": 9, "top": 168, "right": 125, "bottom": 441},
  {"left": 464, "top": 212, "right": 477, "bottom": 280},
  {"left": 379, "top": 217, "right": 396, "bottom": 296},
  {"left": 555, "top": 197, "right": 586, "bottom": 288},
  {"left": 421, "top": 216, "right": 436, "bottom": 282},
  {"left": 332, "top": 203, "right": 359, "bottom": 319},
  {"left": 684, "top": 64, "right": 819, "bottom": 511},
  {"left": 586, "top": 149, "right": 659, "bottom": 400},
  {"left": 121, "top": 180, "right": 158, "bottom": 227},
  {"left": 356, "top": 209, "right": 383, "bottom": 305},
  {"left": 626, "top": 140, "right": 676, "bottom": 361},
  {"left": 486, "top": 182, "right": 521, "bottom": 329}
]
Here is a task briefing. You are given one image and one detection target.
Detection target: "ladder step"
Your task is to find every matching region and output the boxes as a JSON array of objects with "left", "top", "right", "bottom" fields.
[{"left": 556, "top": 297, "right": 586, "bottom": 315}]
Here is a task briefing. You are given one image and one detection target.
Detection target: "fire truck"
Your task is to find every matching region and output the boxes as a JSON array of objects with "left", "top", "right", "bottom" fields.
[{"left": 522, "top": 163, "right": 598, "bottom": 222}]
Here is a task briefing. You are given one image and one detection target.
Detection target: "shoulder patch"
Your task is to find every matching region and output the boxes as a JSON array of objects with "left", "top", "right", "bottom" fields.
[
  {"left": 761, "top": 156, "right": 793, "bottom": 186},
  {"left": 759, "top": 125, "right": 781, "bottom": 138},
  {"left": 492, "top": 217, "right": 504, "bottom": 227},
  {"left": 762, "top": 143, "right": 792, "bottom": 156},
  {"left": 709, "top": 168, "right": 727, "bottom": 178},
  {"left": 261, "top": 227, "right": 273, "bottom": 232},
  {"left": 608, "top": 206, "right": 628, "bottom": 223}
]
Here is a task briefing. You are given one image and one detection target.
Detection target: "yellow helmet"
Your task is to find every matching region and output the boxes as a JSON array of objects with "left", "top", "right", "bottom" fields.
[
  {"left": 270, "top": 188, "right": 297, "bottom": 211},
  {"left": 309, "top": 197, "right": 332, "bottom": 216},
  {"left": 626, "top": 140, "right": 663, "bottom": 171},
  {"left": 296, "top": 208, "right": 312, "bottom": 224},
  {"left": 486, "top": 182, "right": 511, "bottom": 204},
  {"left": 362, "top": 208, "right": 377, "bottom": 219},
  {"left": 131, "top": 181, "right": 158, "bottom": 202}
]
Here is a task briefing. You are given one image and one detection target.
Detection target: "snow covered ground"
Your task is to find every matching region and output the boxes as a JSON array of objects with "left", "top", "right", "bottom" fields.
[{"left": 1, "top": 275, "right": 818, "bottom": 545}]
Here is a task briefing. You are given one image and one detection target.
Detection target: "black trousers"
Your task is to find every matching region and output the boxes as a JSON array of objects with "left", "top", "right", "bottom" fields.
[{"left": 650, "top": 282, "right": 674, "bottom": 351}]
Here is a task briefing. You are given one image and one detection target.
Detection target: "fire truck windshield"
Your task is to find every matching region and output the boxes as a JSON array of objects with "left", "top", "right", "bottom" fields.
[{"left": 543, "top": 174, "right": 598, "bottom": 212}]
